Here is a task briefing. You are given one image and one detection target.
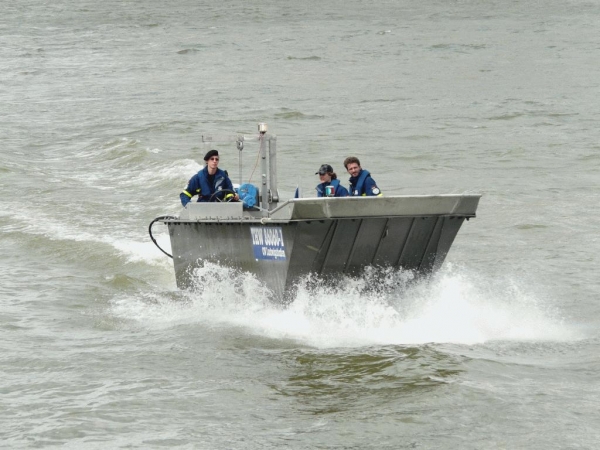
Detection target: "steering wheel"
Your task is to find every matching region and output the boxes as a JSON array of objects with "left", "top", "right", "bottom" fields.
[{"left": 210, "top": 189, "right": 237, "bottom": 203}]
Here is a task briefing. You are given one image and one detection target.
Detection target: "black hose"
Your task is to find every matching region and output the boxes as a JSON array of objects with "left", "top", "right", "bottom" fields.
[{"left": 148, "top": 215, "right": 177, "bottom": 258}]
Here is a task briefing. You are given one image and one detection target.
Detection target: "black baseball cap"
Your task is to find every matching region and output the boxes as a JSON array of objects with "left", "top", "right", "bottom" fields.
[{"left": 315, "top": 164, "right": 333, "bottom": 175}]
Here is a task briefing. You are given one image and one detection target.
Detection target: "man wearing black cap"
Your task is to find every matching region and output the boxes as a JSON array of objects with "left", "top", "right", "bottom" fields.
[
  {"left": 315, "top": 164, "right": 349, "bottom": 198},
  {"left": 180, "top": 150, "right": 238, "bottom": 205}
]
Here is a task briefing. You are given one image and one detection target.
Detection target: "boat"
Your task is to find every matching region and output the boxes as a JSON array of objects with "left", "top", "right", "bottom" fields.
[{"left": 149, "top": 123, "right": 481, "bottom": 301}]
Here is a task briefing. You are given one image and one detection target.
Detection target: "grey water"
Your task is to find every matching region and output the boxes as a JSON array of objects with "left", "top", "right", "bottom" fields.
[{"left": 2, "top": 0, "right": 600, "bottom": 448}]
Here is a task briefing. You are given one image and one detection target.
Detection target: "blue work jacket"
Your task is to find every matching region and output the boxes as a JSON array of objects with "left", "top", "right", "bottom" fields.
[
  {"left": 316, "top": 179, "right": 349, "bottom": 197},
  {"left": 180, "top": 167, "right": 234, "bottom": 205},
  {"left": 348, "top": 169, "right": 382, "bottom": 197}
]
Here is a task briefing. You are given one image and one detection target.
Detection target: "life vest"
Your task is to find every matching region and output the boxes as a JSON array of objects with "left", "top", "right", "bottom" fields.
[
  {"left": 349, "top": 169, "right": 371, "bottom": 196},
  {"left": 198, "top": 167, "right": 229, "bottom": 202},
  {"left": 316, "top": 179, "right": 342, "bottom": 197}
]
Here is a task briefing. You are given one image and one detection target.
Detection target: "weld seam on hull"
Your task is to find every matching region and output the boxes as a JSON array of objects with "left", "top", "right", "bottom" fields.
[
  {"left": 418, "top": 216, "right": 442, "bottom": 273},
  {"left": 395, "top": 217, "right": 416, "bottom": 268}
]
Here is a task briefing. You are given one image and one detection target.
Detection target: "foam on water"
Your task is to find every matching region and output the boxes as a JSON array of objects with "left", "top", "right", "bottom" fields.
[
  {"left": 109, "top": 262, "right": 579, "bottom": 348},
  {"left": 0, "top": 202, "right": 172, "bottom": 267}
]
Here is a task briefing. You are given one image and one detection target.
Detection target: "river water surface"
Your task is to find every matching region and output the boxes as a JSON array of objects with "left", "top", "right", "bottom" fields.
[{"left": 2, "top": 1, "right": 600, "bottom": 448}]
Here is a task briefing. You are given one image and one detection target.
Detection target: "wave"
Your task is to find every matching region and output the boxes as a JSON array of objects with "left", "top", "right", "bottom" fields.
[
  {"left": 0, "top": 201, "right": 172, "bottom": 268},
  {"left": 108, "top": 262, "right": 579, "bottom": 348}
]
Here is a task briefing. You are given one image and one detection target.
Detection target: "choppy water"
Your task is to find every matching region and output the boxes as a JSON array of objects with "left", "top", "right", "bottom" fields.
[{"left": 2, "top": 0, "right": 600, "bottom": 448}]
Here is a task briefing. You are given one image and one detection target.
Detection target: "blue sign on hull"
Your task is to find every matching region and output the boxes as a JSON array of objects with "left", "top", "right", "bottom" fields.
[{"left": 250, "top": 227, "right": 286, "bottom": 261}]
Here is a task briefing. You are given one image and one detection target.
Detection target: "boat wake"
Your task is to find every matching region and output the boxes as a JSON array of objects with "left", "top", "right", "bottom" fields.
[{"left": 109, "top": 262, "right": 578, "bottom": 348}]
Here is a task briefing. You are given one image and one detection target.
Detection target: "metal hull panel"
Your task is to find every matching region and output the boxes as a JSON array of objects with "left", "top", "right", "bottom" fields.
[
  {"left": 169, "top": 222, "right": 293, "bottom": 298},
  {"left": 168, "top": 212, "right": 471, "bottom": 300}
]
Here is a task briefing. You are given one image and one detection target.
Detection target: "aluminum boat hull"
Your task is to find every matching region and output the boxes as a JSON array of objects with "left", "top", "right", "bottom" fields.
[{"left": 163, "top": 195, "right": 480, "bottom": 300}]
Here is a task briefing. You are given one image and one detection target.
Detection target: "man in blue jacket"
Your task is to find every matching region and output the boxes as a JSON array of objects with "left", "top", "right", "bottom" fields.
[
  {"left": 315, "top": 164, "right": 349, "bottom": 197},
  {"left": 343, "top": 156, "right": 382, "bottom": 197},
  {"left": 180, "top": 150, "right": 239, "bottom": 206}
]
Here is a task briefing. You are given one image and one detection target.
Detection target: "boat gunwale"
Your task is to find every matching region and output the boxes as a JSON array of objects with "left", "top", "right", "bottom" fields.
[{"left": 160, "top": 194, "right": 481, "bottom": 224}]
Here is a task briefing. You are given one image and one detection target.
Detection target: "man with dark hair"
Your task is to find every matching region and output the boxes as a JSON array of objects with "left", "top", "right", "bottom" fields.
[
  {"left": 343, "top": 156, "right": 382, "bottom": 197},
  {"left": 180, "top": 150, "right": 238, "bottom": 205}
]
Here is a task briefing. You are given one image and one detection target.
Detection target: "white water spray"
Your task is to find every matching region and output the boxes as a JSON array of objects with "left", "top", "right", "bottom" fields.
[{"left": 110, "top": 262, "right": 577, "bottom": 347}]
